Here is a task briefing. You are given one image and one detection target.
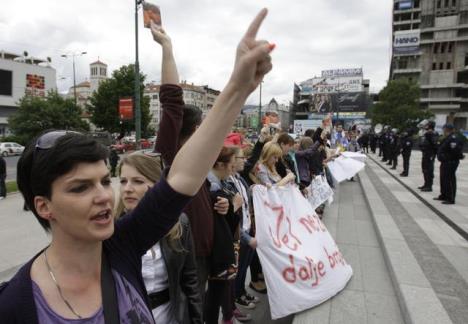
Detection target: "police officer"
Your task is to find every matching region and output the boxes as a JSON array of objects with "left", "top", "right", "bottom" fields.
[
  {"left": 418, "top": 121, "right": 438, "bottom": 192},
  {"left": 400, "top": 130, "right": 414, "bottom": 177},
  {"left": 434, "top": 124, "right": 465, "bottom": 204},
  {"left": 381, "top": 127, "right": 391, "bottom": 162},
  {"left": 388, "top": 128, "right": 400, "bottom": 169}
]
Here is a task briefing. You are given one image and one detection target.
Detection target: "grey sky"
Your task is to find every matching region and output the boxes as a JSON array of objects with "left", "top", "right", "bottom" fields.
[{"left": 0, "top": 0, "right": 392, "bottom": 105}]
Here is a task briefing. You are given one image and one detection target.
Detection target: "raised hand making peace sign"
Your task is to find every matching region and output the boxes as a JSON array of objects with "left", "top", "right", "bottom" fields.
[{"left": 229, "top": 8, "right": 274, "bottom": 95}]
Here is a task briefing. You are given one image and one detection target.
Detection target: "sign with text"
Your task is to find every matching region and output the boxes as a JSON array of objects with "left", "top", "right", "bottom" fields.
[
  {"left": 119, "top": 98, "right": 134, "bottom": 120},
  {"left": 322, "top": 68, "right": 363, "bottom": 78},
  {"left": 293, "top": 119, "right": 323, "bottom": 134},
  {"left": 25, "top": 74, "right": 45, "bottom": 97},
  {"left": 394, "top": 29, "right": 420, "bottom": 54},
  {"left": 253, "top": 185, "right": 353, "bottom": 319}
]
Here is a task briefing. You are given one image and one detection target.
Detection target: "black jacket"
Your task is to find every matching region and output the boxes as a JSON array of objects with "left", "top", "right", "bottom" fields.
[
  {"left": 0, "top": 156, "right": 6, "bottom": 177},
  {"left": 437, "top": 133, "right": 465, "bottom": 162},
  {"left": 161, "top": 214, "right": 203, "bottom": 324}
]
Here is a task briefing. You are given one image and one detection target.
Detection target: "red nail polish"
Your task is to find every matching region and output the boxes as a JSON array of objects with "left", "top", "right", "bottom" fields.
[{"left": 269, "top": 43, "right": 276, "bottom": 51}]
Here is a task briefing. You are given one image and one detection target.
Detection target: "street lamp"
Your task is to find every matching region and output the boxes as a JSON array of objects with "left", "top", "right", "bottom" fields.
[
  {"left": 258, "top": 81, "right": 263, "bottom": 132},
  {"left": 61, "top": 52, "right": 87, "bottom": 108},
  {"left": 134, "top": 0, "right": 144, "bottom": 149}
]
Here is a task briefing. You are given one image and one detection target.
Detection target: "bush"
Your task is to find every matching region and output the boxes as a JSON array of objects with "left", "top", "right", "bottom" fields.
[{"left": 0, "top": 135, "right": 25, "bottom": 145}]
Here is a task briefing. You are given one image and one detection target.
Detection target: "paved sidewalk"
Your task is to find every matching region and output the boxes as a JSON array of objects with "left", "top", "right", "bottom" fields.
[
  {"left": 362, "top": 155, "right": 468, "bottom": 324},
  {"left": 293, "top": 179, "right": 404, "bottom": 324},
  {"left": 368, "top": 151, "right": 468, "bottom": 236}
]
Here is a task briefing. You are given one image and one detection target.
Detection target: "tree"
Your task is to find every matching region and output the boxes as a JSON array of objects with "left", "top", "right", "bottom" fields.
[
  {"left": 8, "top": 91, "right": 89, "bottom": 145},
  {"left": 370, "top": 79, "right": 433, "bottom": 131},
  {"left": 87, "top": 64, "right": 151, "bottom": 135}
]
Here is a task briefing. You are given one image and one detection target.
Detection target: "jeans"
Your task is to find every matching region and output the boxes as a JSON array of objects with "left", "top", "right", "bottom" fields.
[
  {"left": 0, "top": 175, "right": 6, "bottom": 198},
  {"left": 235, "top": 242, "right": 255, "bottom": 298}
]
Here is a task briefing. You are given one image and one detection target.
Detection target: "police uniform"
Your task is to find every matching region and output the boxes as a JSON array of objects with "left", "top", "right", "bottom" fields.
[
  {"left": 436, "top": 131, "right": 465, "bottom": 204},
  {"left": 419, "top": 128, "right": 438, "bottom": 191},
  {"left": 400, "top": 134, "right": 413, "bottom": 176},
  {"left": 389, "top": 132, "right": 400, "bottom": 169}
]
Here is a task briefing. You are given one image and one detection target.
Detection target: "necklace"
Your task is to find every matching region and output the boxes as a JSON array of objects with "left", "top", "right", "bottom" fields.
[{"left": 44, "top": 249, "right": 83, "bottom": 319}]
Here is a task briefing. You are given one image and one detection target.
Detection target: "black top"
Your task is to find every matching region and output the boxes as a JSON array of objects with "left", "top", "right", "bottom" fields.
[
  {"left": 437, "top": 133, "right": 465, "bottom": 162},
  {"left": 0, "top": 171, "right": 192, "bottom": 323}
]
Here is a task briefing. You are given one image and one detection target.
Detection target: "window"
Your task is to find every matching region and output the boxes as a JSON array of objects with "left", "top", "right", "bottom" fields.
[
  {"left": 453, "top": 0, "right": 457, "bottom": 7},
  {"left": 445, "top": 0, "right": 449, "bottom": 7},
  {"left": 439, "top": 62, "right": 444, "bottom": 69},
  {"left": 434, "top": 43, "right": 440, "bottom": 53},
  {"left": 448, "top": 42, "right": 453, "bottom": 53},
  {"left": 447, "top": 62, "right": 452, "bottom": 69},
  {"left": 437, "top": 0, "right": 441, "bottom": 9},
  {"left": 0, "top": 69, "right": 13, "bottom": 96},
  {"left": 441, "top": 43, "right": 446, "bottom": 53},
  {"left": 433, "top": 62, "right": 437, "bottom": 70},
  {"left": 152, "top": 94, "right": 158, "bottom": 100}
]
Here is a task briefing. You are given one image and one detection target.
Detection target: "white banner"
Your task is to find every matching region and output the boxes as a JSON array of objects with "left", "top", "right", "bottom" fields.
[
  {"left": 306, "top": 176, "right": 334, "bottom": 209},
  {"left": 327, "top": 156, "right": 365, "bottom": 183},
  {"left": 340, "top": 151, "right": 367, "bottom": 163},
  {"left": 253, "top": 185, "right": 353, "bottom": 319}
]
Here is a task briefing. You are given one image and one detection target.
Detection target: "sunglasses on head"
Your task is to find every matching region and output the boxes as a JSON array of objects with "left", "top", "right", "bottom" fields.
[
  {"left": 141, "top": 150, "right": 165, "bottom": 170},
  {"left": 35, "top": 130, "right": 82, "bottom": 150}
]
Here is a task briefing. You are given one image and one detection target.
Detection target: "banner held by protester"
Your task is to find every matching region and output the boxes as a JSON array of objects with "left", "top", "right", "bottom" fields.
[
  {"left": 253, "top": 184, "right": 353, "bottom": 319},
  {"left": 327, "top": 155, "right": 365, "bottom": 183}
]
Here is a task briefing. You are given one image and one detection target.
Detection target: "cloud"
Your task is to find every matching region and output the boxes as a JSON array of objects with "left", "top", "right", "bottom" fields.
[{"left": 0, "top": 0, "right": 392, "bottom": 105}]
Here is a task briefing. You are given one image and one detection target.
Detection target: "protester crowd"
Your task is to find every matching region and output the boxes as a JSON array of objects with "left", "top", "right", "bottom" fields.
[{"left": 0, "top": 8, "right": 465, "bottom": 324}]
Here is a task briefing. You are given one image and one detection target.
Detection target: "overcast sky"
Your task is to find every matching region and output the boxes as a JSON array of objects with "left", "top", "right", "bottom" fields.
[{"left": 0, "top": 0, "right": 393, "bottom": 105}]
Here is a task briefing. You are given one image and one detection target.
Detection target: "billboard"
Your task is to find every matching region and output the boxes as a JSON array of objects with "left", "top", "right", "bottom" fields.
[
  {"left": 321, "top": 68, "right": 362, "bottom": 78},
  {"left": 394, "top": 29, "right": 420, "bottom": 54},
  {"left": 332, "top": 92, "right": 368, "bottom": 113},
  {"left": 119, "top": 98, "right": 134, "bottom": 120},
  {"left": 25, "top": 74, "right": 45, "bottom": 97},
  {"left": 294, "top": 119, "right": 323, "bottom": 134},
  {"left": 300, "top": 75, "right": 363, "bottom": 95}
]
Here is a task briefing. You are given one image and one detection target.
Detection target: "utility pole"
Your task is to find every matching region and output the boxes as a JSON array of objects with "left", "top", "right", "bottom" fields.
[
  {"left": 61, "top": 52, "right": 87, "bottom": 108},
  {"left": 134, "top": 0, "right": 143, "bottom": 149},
  {"left": 258, "top": 81, "right": 263, "bottom": 132}
]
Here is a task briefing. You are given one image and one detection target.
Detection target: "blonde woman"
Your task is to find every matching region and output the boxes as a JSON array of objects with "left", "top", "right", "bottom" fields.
[
  {"left": 117, "top": 152, "right": 202, "bottom": 324},
  {"left": 256, "top": 142, "right": 296, "bottom": 187}
]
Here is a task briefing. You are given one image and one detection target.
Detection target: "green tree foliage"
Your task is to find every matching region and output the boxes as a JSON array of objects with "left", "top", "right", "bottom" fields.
[
  {"left": 8, "top": 91, "right": 89, "bottom": 145},
  {"left": 88, "top": 64, "right": 151, "bottom": 135},
  {"left": 370, "top": 79, "right": 433, "bottom": 131}
]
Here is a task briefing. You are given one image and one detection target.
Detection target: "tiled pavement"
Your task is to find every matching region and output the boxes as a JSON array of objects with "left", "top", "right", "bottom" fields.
[{"left": 362, "top": 152, "right": 468, "bottom": 324}]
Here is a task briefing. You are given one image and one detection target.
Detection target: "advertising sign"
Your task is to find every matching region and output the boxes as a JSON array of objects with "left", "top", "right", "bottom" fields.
[
  {"left": 119, "top": 98, "right": 134, "bottom": 120},
  {"left": 300, "top": 75, "right": 363, "bottom": 95},
  {"left": 332, "top": 92, "right": 368, "bottom": 112},
  {"left": 294, "top": 119, "right": 322, "bottom": 134},
  {"left": 394, "top": 29, "right": 420, "bottom": 54},
  {"left": 25, "top": 74, "right": 45, "bottom": 97},
  {"left": 398, "top": 0, "right": 413, "bottom": 10},
  {"left": 322, "top": 68, "right": 362, "bottom": 78}
]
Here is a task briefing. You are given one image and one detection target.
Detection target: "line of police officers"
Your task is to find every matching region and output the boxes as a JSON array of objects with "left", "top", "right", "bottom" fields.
[{"left": 374, "top": 122, "right": 465, "bottom": 205}]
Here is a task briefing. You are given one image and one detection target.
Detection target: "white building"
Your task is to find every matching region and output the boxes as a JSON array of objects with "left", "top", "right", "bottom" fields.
[
  {"left": 0, "top": 50, "right": 57, "bottom": 136},
  {"left": 144, "top": 81, "right": 220, "bottom": 130}
]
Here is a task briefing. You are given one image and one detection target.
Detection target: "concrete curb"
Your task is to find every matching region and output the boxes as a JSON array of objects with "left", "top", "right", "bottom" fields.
[{"left": 359, "top": 169, "right": 453, "bottom": 324}]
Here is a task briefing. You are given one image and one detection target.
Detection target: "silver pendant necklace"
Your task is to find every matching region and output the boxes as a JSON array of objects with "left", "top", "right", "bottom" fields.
[{"left": 44, "top": 249, "right": 83, "bottom": 319}]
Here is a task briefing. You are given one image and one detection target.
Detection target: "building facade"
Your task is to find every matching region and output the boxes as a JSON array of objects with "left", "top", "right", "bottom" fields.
[
  {"left": 144, "top": 81, "right": 220, "bottom": 130},
  {"left": 0, "top": 50, "right": 57, "bottom": 136},
  {"left": 390, "top": 0, "right": 468, "bottom": 130}
]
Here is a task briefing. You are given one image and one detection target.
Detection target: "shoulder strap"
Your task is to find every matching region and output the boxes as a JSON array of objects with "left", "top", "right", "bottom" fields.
[{"left": 101, "top": 253, "right": 120, "bottom": 324}]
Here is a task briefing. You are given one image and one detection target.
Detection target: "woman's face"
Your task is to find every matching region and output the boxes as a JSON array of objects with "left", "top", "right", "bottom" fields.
[
  {"left": 217, "top": 155, "right": 236, "bottom": 180},
  {"left": 38, "top": 161, "right": 115, "bottom": 243},
  {"left": 267, "top": 154, "right": 279, "bottom": 168},
  {"left": 119, "top": 164, "right": 154, "bottom": 212},
  {"left": 234, "top": 151, "right": 246, "bottom": 172}
]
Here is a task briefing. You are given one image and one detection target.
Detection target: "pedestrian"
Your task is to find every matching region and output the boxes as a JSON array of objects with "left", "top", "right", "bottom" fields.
[
  {"left": 116, "top": 152, "right": 203, "bottom": 323},
  {"left": 369, "top": 131, "right": 377, "bottom": 154},
  {"left": 151, "top": 22, "right": 229, "bottom": 311},
  {"left": 434, "top": 124, "right": 465, "bottom": 204},
  {"left": 388, "top": 129, "right": 400, "bottom": 170},
  {"left": 347, "top": 132, "right": 361, "bottom": 153},
  {"left": 255, "top": 142, "right": 296, "bottom": 188},
  {"left": 0, "top": 9, "right": 274, "bottom": 322},
  {"left": 358, "top": 131, "right": 369, "bottom": 153},
  {"left": 399, "top": 130, "right": 413, "bottom": 177},
  {"left": 0, "top": 154, "right": 6, "bottom": 199},
  {"left": 205, "top": 147, "right": 242, "bottom": 324},
  {"left": 109, "top": 148, "right": 119, "bottom": 177},
  {"left": 418, "top": 121, "right": 439, "bottom": 192}
]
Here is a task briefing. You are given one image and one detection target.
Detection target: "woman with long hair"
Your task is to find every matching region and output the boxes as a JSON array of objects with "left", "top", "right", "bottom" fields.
[
  {"left": 117, "top": 152, "right": 202, "bottom": 323},
  {"left": 256, "top": 142, "right": 296, "bottom": 187}
]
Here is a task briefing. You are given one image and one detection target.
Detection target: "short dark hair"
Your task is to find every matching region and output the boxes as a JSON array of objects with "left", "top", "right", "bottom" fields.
[
  {"left": 17, "top": 131, "right": 109, "bottom": 231},
  {"left": 180, "top": 104, "right": 203, "bottom": 140},
  {"left": 277, "top": 133, "right": 295, "bottom": 146},
  {"left": 304, "top": 129, "right": 315, "bottom": 138}
]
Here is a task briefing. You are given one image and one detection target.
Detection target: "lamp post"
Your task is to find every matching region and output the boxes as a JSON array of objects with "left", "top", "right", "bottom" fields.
[
  {"left": 258, "top": 81, "right": 263, "bottom": 132},
  {"left": 134, "top": 0, "right": 144, "bottom": 149},
  {"left": 61, "top": 52, "right": 87, "bottom": 108}
]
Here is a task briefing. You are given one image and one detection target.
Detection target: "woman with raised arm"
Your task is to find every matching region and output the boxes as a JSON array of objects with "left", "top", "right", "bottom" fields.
[{"left": 0, "top": 9, "right": 274, "bottom": 323}]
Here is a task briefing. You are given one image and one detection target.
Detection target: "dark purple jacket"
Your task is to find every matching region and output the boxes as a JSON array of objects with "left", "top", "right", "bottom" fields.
[{"left": 0, "top": 174, "right": 191, "bottom": 324}]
